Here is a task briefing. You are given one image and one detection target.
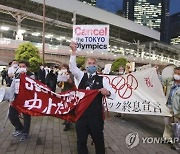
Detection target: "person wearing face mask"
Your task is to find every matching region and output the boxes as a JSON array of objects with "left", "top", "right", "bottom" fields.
[
  {"left": 57, "top": 63, "right": 75, "bottom": 131},
  {"left": 8, "top": 61, "right": 35, "bottom": 142},
  {"left": 163, "top": 67, "right": 180, "bottom": 148},
  {"left": 7, "top": 60, "right": 19, "bottom": 86},
  {"left": 69, "top": 42, "right": 115, "bottom": 154},
  {"left": 118, "top": 66, "right": 125, "bottom": 75},
  {"left": 170, "top": 67, "right": 180, "bottom": 117},
  {"left": 57, "top": 64, "right": 74, "bottom": 92},
  {"left": 114, "top": 66, "right": 125, "bottom": 118}
]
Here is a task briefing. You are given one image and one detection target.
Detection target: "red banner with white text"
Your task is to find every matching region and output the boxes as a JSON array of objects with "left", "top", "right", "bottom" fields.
[{"left": 12, "top": 74, "right": 99, "bottom": 122}]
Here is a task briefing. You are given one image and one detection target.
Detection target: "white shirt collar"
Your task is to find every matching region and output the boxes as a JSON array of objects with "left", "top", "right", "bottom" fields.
[{"left": 87, "top": 72, "right": 96, "bottom": 78}]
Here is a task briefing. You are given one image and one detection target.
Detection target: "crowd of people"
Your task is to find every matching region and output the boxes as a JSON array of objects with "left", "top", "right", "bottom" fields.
[
  {"left": 0, "top": 60, "right": 77, "bottom": 132},
  {"left": 0, "top": 42, "right": 180, "bottom": 152}
]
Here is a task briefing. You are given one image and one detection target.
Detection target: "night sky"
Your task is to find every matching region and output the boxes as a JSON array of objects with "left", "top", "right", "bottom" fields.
[
  {"left": 170, "top": 0, "right": 180, "bottom": 15},
  {"left": 96, "top": 0, "right": 180, "bottom": 15},
  {"left": 96, "top": 0, "right": 123, "bottom": 13}
]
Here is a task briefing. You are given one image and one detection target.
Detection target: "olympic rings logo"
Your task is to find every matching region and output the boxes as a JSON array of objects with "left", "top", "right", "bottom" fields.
[{"left": 103, "top": 74, "right": 138, "bottom": 99}]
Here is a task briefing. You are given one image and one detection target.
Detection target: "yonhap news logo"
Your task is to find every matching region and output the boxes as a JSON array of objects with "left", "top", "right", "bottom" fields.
[
  {"left": 125, "top": 132, "right": 140, "bottom": 148},
  {"left": 125, "top": 132, "right": 179, "bottom": 149}
]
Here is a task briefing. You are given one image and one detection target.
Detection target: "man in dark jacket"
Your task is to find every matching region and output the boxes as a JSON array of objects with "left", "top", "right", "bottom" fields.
[
  {"left": 45, "top": 69, "right": 57, "bottom": 92},
  {"left": 70, "top": 42, "right": 115, "bottom": 154},
  {"left": 38, "top": 65, "right": 46, "bottom": 84},
  {"left": 1, "top": 68, "right": 7, "bottom": 85}
]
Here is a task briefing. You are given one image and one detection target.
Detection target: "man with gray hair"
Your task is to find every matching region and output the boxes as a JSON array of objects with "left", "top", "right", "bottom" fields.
[{"left": 69, "top": 42, "right": 115, "bottom": 154}]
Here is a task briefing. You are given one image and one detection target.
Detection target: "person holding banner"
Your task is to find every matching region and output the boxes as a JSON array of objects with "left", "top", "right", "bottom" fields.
[
  {"left": 163, "top": 67, "right": 180, "bottom": 147},
  {"left": 8, "top": 61, "right": 34, "bottom": 142},
  {"left": 69, "top": 42, "right": 115, "bottom": 154},
  {"left": 57, "top": 63, "right": 75, "bottom": 131}
]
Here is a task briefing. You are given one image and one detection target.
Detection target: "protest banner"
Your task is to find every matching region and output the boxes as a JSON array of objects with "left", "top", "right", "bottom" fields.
[
  {"left": 12, "top": 74, "right": 99, "bottom": 122},
  {"left": 12, "top": 68, "right": 171, "bottom": 122},
  {"left": 73, "top": 25, "right": 109, "bottom": 52},
  {"left": 104, "top": 68, "right": 171, "bottom": 116}
]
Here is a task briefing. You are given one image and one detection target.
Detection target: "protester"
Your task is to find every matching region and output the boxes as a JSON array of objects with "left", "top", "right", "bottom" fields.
[
  {"left": 114, "top": 66, "right": 126, "bottom": 118},
  {"left": 163, "top": 67, "right": 180, "bottom": 149},
  {"left": 97, "top": 68, "right": 104, "bottom": 75},
  {"left": 8, "top": 61, "right": 34, "bottom": 142},
  {"left": 7, "top": 60, "right": 19, "bottom": 86},
  {"left": 44, "top": 65, "right": 50, "bottom": 77},
  {"left": 45, "top": 69, "right": 57, "bottom": 92},
  {"left": 125, "top": 62, "right": 132, "bottom": 74},
  {"left": 170, "top": 67, "right": 180, "bottom": 118},
  {"left": 57, "top": 63, "right": 75, "bottom": 131},
  {"left": 54, "top": 65, "right": 60, "bottom": 76},
  {"left": 118, "top": 66, "right": 125, "bottom": 75},
  {"left": 69, "top": 42, "right": 115, "bottom": 154},
  {"left": 38, "top": 64, "right": 46, "bottom": 84},
  {"left": 6, "top": 62, "right": 12, "bottom": 86},
  {"left": 1, "top": 68, "right": 7, "bottom": 85}
]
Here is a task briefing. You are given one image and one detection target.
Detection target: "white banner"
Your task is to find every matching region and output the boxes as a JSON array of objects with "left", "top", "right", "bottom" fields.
[
  {"left": 73, "top": 25, "right": 109, "bottom": 52},
  {"left": 104, "top": 68, "right": 171, "bottom": 116}
]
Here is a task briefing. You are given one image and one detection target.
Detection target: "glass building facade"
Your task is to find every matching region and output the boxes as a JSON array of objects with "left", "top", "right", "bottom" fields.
[
  {"left": 170, "top": 13, "right": 180, "bottom": 45},
  {"left": 79, "top": 0, "right": 171, "bottom": 43},
  {"left": 133, "top": 0, "right": 162, "bottom": 30}
]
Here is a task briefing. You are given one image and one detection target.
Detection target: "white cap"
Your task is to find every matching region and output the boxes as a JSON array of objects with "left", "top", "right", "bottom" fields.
[{"left": 0, "top": 88, "right": 5, "bottom": 102}]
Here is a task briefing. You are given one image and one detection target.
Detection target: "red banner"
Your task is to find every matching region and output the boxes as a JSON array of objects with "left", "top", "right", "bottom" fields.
[{"left": 12, "top": 74, "right": 99, "bottom": 122}]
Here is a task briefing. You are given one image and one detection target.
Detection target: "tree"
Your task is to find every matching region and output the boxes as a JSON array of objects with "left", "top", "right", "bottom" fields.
[
  {"left": 111, "top": 57, "right": 128, "bottom": 72},
  {"left": 76, "top": 56, "right": 86, "bottom": 69},
  {"left": 15, "top": 42, "right": 42, "bottom": 72}
]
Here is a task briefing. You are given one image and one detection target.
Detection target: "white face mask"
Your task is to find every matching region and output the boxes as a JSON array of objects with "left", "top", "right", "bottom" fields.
[
  {"left": 17, "top": 68, "right": 27, "bottom": 74},
  {"left": 174, "top": 74, "right": 180, "bottom": 81},
  {"left": 13, "top": 64, "right": 18, "bottom": 68},
  {"left": 119, "top": 71, "right": 124, "bottom": 75},
  {"left": 61, "top": 69, "right": 67, "bottom": 73}
]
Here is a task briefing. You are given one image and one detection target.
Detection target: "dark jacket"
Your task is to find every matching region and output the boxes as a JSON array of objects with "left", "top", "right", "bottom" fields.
[
  {"left": 45, "top": 71, "right": 57, "bottom": 92},
  {"left": 1, "top": 69, "right": 7, "bottom": 78},
  {"left": 78, "top": 73, "right": 103, "bottom": 118},
  {"left": 38, "top": 68, "right": 46, "bottom": 84}
]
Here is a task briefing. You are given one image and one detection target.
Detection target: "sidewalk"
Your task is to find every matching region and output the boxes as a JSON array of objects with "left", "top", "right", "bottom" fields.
[{"left": 0, "top": 102, "right": 178, "bottom": 154}]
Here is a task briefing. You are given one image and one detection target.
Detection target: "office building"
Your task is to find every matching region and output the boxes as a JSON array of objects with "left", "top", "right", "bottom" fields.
[{"left": 169, "top": 13, "right": 180, "bottom": 45}]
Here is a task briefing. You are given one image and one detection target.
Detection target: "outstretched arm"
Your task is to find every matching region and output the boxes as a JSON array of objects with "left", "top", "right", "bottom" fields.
[{"left": 69, "top": 42, "right": 84, "bottom": 86}]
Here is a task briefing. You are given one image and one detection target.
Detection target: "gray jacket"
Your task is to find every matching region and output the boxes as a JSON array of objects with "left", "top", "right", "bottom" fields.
[{"left": 163, "top": 78, "right": 180, "bottom": 117}]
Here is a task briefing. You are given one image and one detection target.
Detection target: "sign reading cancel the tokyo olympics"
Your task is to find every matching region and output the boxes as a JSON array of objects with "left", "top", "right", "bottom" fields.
[{"left": 73, "top": 25, "right": 109, "bottom": 52}]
